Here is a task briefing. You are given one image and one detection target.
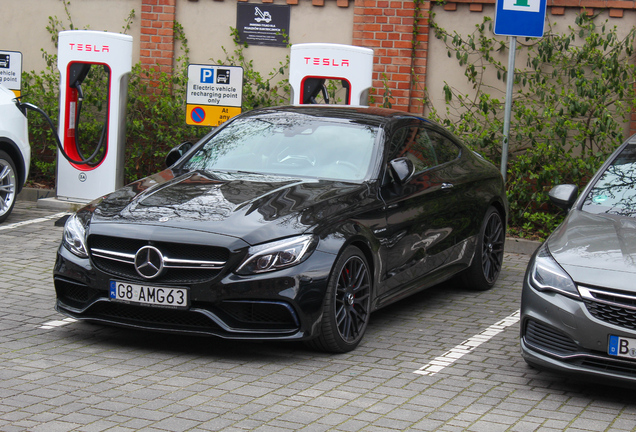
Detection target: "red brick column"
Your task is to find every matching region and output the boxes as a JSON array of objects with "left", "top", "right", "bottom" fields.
[
  {"left": 140, "top": 0, "right": 176, "bottom": 89},
  {"left": 410, "top": 1, "right": 430, "bottom": 114},
  {"left": 353, "top": 0, "right": 431, "bottom": 113}
]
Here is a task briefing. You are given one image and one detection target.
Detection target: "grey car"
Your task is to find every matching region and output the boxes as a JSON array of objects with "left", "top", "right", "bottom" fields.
[{"left": 520, "top": 135, "right": 636, "bottom": 385}]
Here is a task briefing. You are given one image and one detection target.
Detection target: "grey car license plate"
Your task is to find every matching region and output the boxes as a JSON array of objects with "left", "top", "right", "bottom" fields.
[
  {"left": 608, "top": 335, "right": 636, "bottom": 359},
  {"left": 109, "top": 281, "right": 188, "bottom": 309}
]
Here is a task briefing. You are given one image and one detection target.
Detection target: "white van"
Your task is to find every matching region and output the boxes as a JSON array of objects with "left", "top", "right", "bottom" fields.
[{"left": 0, "top": 85, "right": 30, "bottom": 222}]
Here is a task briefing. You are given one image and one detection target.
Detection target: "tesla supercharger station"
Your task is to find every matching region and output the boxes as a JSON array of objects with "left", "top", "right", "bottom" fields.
[
  {"left": 289, "top": 43, "right": 374, "bottom": 106},
  {"left": 57, "top": 30, "right": 133, "bottom": 202}
]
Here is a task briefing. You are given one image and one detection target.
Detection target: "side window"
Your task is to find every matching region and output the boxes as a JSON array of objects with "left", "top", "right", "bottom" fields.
[
  {"left": 387, "top": 126, "right": 437, "bottom": 173},
  {"left": 388, "top": 127, "right": 410, "bottom": 159},
  {"left": 412, "top": 128, "right": 437, "bottom": 171},
  {"left": 426, "top": 129, "right": 460, "bottom": 164}
]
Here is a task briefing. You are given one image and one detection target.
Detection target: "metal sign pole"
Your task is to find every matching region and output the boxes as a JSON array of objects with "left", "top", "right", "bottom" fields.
[
  {"left": 494, "top": 0, "right": 546, "bottom": 182},
  {"left": 501, "top": 36, "right": 517, "bottom": 183}
]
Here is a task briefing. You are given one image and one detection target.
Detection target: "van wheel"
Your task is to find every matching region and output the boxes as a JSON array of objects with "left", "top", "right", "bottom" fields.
[{"left": 0, "top": 150, "right": 18, "bottom": 223}]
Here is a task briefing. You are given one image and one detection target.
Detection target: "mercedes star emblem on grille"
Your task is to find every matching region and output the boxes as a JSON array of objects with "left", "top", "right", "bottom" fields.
[{"left": 134, "top": 245, "right": 165, "bottom": 279}]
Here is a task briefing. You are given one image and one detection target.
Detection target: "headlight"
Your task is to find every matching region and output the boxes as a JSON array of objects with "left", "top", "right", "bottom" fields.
[
  {"left": 528, "top": 243, "right": 579, "bottom": 299},
  {"left": 63, "top": 213, "right": 88, "bottom": 258},
  {"left": 236, "top": 235, "right": 317, "bottom": 275}
]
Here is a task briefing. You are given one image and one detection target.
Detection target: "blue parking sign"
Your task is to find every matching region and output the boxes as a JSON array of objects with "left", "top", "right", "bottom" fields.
[
  {"left": 201, "top": 68, "right": 215, "bottom": 83},
  {"left": 494, "top": 0, "right": 547, "bottom": 38}
]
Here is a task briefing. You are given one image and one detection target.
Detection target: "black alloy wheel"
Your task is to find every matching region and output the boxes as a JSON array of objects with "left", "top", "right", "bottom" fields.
[
  {"left": 481, "top": 208, "right": 505, "bottom": 284},
  {"left": 306, "top": 246, "right": 372, "bottom": 353},
  {"left": 462, "top": 206, "right": 505, "bottom": 291}
]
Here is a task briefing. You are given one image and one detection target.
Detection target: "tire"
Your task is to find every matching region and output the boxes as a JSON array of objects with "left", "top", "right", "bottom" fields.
[
  {"left": 462, "top": 206, "right": 505, "bottom": 291},
  {"left": 0, "top": 150, "right": 18, "bottom": 224},
  {"left": 306, "top": 246, "right": 372, "bottom": 353}
]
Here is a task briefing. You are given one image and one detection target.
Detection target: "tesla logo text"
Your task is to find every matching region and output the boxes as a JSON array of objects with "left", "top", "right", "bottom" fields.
[
  {"left": 303, "top": 57, "right": 350, "bottom": 67},
  {"left": 68, "top": 43, "right": 110, "bottom": 53}
]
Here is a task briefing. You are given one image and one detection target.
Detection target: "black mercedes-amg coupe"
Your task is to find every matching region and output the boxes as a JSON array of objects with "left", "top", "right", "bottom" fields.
[{"left": 54, "top": 105, "right": 507, "bottom": 352}]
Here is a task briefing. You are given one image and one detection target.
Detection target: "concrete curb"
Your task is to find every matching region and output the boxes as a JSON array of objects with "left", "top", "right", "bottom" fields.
[
  {"left": 18, "top": 188, "right": 86, "bottom": 212},
  {"left": 505, "top": 237, "right": 541, "bottom": 255},
  {"left": 36, "top": 197, "right": 86, "bottom": 212},
  {"left": 17, "top": 187, "right": 56, "bottom": 202}
]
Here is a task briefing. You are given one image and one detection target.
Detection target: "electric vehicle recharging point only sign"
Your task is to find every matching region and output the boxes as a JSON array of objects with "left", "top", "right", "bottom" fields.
[
  {"left": 0, "top": 51, "right": 22, "bottom": 98},
  {"left": 186, "top": 65, "right": 243, "bottom": 127}
]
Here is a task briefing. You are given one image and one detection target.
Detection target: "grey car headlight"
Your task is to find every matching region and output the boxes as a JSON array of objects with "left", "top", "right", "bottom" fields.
[
  {"left": 236, "top": 235, "right": 317, "bottom": 275},
  {"left": 529, "top": 243, "right": 579, "bottom": 299},
  {"left": 63, "top": 213, "right": 89, "bottom": 258}
]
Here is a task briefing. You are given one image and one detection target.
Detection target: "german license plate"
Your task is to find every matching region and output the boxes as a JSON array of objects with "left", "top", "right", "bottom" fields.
[
  {"left": 608, "top": 335, "right": 636, "bottom": 359},
  {"left": 109, "top": 281, "right": 188, "bottom": 309}
]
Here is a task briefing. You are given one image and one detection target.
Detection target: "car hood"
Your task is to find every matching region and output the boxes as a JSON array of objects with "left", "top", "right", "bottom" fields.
[
  {"left": 85, "top": 169, "right": 369, "bottom": 245},
  {"left": 547, "top": 209, "right": 636, "bottom": 291}
]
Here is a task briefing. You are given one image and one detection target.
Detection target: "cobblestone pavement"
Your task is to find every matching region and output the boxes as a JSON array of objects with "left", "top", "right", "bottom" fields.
[{"left": 0, "top": 201, "right": 635, "bottom": 432}]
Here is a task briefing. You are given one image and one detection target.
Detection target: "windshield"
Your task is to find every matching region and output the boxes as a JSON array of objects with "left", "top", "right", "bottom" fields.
[
  {"left": 183, "top": 112, "right": 379, "bottom": 182},
  {"left": 583, "top": 144, "right": 636, "bottom": 218}
]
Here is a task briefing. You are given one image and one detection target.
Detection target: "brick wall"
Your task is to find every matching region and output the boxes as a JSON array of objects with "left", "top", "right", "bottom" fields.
[
  {"left": 140, "top": 0, "right": 176, "bottom": 90},
  {"left": 140, "top": 0, "right": 351, "bottom": 89},
  {"left": 141, "top": 0, "right": 636, "bottom": 134},
  {"left": 353, "top": 0, "right": 431, "bottom": 114}
]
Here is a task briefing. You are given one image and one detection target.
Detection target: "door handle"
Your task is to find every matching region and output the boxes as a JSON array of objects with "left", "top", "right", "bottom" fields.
[{"left": 441, "top": 183, "right": 454, "bottom": 190}]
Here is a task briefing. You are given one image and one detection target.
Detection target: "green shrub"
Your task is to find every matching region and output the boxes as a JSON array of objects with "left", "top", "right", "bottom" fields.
[{"left": 428, "top": 13, "right": 636, "bottom": 239}]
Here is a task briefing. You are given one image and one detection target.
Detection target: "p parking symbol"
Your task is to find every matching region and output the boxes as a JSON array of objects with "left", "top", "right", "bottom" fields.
[{"left": 201, "top": 68, "right": 215, "bottom": 83}]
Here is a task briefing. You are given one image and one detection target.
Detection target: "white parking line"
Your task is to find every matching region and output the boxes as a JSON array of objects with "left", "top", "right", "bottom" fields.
[
  {"left": 0, "top": 212, "right": 70, "bottom": 231},
  {"left": 414, "top": 309, "right": 521, "bottom": 376},
  {"left": 39, "top": 318, "right": 77, "bottom": 329}
]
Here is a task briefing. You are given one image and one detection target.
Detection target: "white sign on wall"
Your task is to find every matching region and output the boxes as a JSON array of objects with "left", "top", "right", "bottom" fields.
[{"left": 0, "top": 50, "right": 22, "bottom": 97}]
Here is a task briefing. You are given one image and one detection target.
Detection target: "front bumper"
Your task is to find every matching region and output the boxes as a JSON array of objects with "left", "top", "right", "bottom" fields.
[
  {"left": 54, "top": 243, "right": 335, "bottom": 341},
  {"left": 520, "top": 272, "right": 636, "bottom": 386}
]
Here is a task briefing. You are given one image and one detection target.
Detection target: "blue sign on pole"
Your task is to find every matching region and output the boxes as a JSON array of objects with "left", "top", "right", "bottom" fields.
[{"left": 494, "top": 0, "right": 547, "bottom": 38}]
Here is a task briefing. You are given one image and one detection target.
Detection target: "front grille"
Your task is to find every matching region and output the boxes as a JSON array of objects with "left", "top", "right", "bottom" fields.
[
  {"left": 575, "top": 357, "right": 636, "bottom": 377},
  {"left": 584, "top": 301, "right": 636, "bottom": 330},
  {"left": 580, "top": 285, "right": 636, "bottom": 331},
  {"left": 88, "top": 235, "right": 230, "bottom": 284},
  {"left": 218, "top": 301, "right": 299, "bottom": 330},
  {"left": 87, "top": 301, "right": 220, "bottom": 330},
  {"left": 524, "top": 319, "right": 579, "bottom": 355},
  {"left": 91, "top": 235, "right": 228, "bottom": 262}
]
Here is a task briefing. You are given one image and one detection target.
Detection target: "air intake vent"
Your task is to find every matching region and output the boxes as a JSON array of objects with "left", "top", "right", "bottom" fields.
[{"left": 524, "top": 319, "right": 579, "bottom": 355}]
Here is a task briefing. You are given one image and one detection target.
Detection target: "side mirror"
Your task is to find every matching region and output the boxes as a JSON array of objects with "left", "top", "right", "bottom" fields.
[
  {"left": 389, "top": 157, "right": 415, "bottom": 185},
  {"left": 549, "top": 184, "right": 578, "bottom": 211},
  {"left": 165, "top": 141, "right": 193, "bottom": 167}
]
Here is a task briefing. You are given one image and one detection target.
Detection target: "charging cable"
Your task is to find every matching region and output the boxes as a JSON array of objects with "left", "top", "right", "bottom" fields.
[{"left": 16, "top": 83, "right": 109, "bottom": 166}]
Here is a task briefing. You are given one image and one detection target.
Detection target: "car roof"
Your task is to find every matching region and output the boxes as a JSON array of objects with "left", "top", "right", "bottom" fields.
[{"left": 243, "top": 105, "right": 426, "bottom": 127}]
